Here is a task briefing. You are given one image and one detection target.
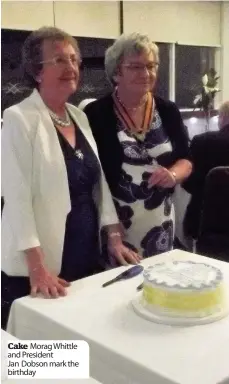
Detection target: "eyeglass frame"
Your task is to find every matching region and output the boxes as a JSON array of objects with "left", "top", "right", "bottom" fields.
[
  {"left": 37, "top": 55, "right": 82, "bottom": 68},
  {"left": 122, "top": 62, "right": 159, "bottom": 73}
]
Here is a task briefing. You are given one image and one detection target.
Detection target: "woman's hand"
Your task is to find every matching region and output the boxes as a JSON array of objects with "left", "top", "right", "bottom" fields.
[
  {"left": 25, "top": 246, "right": 70, "bottom": 298},
  {"left": 148, "top": 166, "right": 176, "bottom": 188},
  {"left": 29, "top": 264, "right": 70, "bottom": 298},
  {"left": 107, "top": 235, "right": 142, "bottom": 266}
]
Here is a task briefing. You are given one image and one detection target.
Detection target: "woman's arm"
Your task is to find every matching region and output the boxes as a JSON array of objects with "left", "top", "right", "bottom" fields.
[
  {"left": 81, "top": 110, "right": 141, "bottom": 265},
  {"left": 103, "top": 223, "right": 141, "bottom": 265},
  {"left": 99, "top": 168, "right": 141, "bottom": 265},
  {"left": 148, "top": 159, "right": 192, "bottom": 188},
  {"left": 168, "top": 159, "right": 193, "bottom": 184},
  {"left": 149, "top": 99, "right": 193, "bottom": 188},
  {"left": 2, "top": 109, "right": 40, "bottom": 251},
  {"left": 2, "top": 109, "right": 70, "bottom": 296},
  {"left": 25, "top": 247, "right": 70, "bottom": 297}
]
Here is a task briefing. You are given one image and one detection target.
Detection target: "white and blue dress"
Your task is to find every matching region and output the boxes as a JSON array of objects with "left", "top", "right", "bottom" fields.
[{"left": 112, "top": 108, "right": 174, "bottom": 257}]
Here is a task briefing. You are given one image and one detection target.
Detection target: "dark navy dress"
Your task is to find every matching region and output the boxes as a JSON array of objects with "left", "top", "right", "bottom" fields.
[
  {"left": 1, "top": 125, "right": 102, "bottom": 330},
  {"left": 56, "top": 125, "right": 102, "bottom": 282}
]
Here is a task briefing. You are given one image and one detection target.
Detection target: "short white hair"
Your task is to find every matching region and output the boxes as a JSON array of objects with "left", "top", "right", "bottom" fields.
[
  {"left": 105, "top": 32, "right": 159, "bottom": 85},
  {"left": 218, "top": 100, "right": 229, "bottom": 129}
]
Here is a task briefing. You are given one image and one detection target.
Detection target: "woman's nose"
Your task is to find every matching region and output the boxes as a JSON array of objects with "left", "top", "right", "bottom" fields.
[
  {"left": 62, "top": 57, "right": 79, "bottom": 72},
  {"left": 66, "top": 59, "right": 76, "bottom": 70},
  {"left": 141, "top": 66, "right": 151, "bottom": 77}
]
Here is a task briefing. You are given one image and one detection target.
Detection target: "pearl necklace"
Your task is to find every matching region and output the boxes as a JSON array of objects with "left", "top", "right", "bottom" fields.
[
  {"left": 48, "top": 106, "right": 84, "bottom": 160},
  {"left": 48, "top": 108, "right": 71, "bottom": 127}
]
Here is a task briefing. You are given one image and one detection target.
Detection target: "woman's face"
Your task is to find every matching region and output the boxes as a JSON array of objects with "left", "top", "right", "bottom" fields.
[
  {"left": 37, "top": 39, "right": 80, "bottom": 99},
  {"left": 115, "top": 50, "right": 158, "bottom": 96}
]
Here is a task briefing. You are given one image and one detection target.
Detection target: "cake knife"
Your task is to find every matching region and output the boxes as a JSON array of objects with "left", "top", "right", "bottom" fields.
[
  {"left": 136, "top": 282, "right": 143, "bottom": 291},
  {"left": 102, "top": 265, "right": 144, "bottom": 287}
]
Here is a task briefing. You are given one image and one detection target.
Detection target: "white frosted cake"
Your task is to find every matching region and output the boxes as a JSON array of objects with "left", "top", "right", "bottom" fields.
[{"left": 141, "top": 261, "right": 225, "bottom": 318}]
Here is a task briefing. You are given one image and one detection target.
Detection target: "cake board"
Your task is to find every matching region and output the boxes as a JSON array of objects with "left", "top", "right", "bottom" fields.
[{"left": 131, "top": 294, "right": 229, "bottom": 326}]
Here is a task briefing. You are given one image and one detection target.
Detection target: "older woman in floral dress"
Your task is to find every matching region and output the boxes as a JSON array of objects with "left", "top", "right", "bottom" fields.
[{"left": 84, "top": 33, "right": 192, "bottom": 259}]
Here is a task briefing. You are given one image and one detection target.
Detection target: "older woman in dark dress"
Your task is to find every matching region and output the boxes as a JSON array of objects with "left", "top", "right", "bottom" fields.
[{"left": 85, "top": 32, "right": 192, "bottom": 258}]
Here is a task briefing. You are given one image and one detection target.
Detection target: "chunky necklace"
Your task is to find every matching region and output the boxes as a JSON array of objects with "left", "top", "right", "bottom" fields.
[
  {"left": 48, "top": 108, "right": 71, "bottom": 127},
  {"left": 113, "top": 91, "right": 153, "bottom": 142}
]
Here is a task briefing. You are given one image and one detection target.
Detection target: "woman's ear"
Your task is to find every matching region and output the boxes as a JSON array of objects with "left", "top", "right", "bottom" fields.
[
  {"left": 113, "top": 74, "right": 119, "bottom": 84},
  {"left": 35, "top": 65, "right": 44, "bottom": 84},
  {"left": 113, "top": 67, "right": 121, "bottom": 85}
]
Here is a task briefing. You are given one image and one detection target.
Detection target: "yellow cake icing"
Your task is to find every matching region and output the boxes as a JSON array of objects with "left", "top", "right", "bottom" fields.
[{"left": 141, "top": 261, "right": 225, "bottom": 318}]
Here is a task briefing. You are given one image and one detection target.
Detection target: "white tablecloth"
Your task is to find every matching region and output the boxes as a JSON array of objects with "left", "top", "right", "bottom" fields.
[
  {"left": 7, "top": 250, "right": 229, "bottom": 384},
  {"left": 1, "top": 332, "right": 101, "bottom": 384}
]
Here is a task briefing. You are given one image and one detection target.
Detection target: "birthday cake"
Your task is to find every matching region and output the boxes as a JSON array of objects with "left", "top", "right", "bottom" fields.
[{"left": 141, "top": 261, "right": 225, "bottom": 318}]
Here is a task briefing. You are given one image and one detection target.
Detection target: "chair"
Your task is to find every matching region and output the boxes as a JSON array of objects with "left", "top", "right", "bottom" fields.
[{"left": 196, "top": 166, "right": 229, "bottom": 261}]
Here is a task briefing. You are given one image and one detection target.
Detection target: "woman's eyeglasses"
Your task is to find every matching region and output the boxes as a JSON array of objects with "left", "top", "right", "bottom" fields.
[
  {"left": 39, "top": 56, "right": 82, "bottom": 68},
  {"left": 122, "top": 62, "right": 159, "bottom": 73}
]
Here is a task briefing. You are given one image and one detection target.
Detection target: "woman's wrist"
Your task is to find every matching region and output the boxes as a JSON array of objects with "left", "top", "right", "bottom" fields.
[
  {"left": 105, "top": 223, "right": 123, "bottom": 238},
  {"left": 108, "top": 231, "right": 122, "bottom": 246},
  {"left": 168, "top": 159, "right": 193, "bottom": 184},
  {"left": 169, "top": 170, "right": 177, "bottom": 186},
  {"left": 108, "top": 231, "right": 121, "bottom": 239},
  {"left": 24, "top": 247, "right": 45, "bottom": 273}
]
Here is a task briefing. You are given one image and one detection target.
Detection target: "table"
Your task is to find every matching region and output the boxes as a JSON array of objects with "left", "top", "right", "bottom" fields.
[
  {"left": 7, "top": 250, "right": 229, "bottom": 384},
  {"left": 1, "top": 331, "right": 101, "bottom": 384}
]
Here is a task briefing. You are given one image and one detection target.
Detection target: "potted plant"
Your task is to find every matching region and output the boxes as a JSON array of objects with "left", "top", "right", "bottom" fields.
[{"left": 193, "top": 68, "right": 220, "bottom": 131}]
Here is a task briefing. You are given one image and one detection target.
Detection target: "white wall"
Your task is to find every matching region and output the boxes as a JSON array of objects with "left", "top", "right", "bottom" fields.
[
  {"left": 54, "top": 1, "right": 120, "bottom": 38},
  {"left": 1, "top": 1, "right": 54, "bottom": 30},
  {"left": 2, "top": 1, "right": 221, "bottom": 45},
  {"left": 123, "top": 1, "right": 221, "bottom": 46},
  {"left": 1, "top": 0, "right": 120, "bottom": 38}
]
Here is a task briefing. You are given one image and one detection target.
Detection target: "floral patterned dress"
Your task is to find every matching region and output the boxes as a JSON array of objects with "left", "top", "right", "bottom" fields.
[{"left": 112, "top": 108, "right": 175, "bottom": 258}]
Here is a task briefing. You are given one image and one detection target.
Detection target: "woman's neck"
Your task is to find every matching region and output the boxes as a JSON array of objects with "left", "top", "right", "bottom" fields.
[
  {"left": 39, "top": 88, "right": 66, "bottom": 117},
  {"left": 116, "top": 87, "right": 148, "bottom": 110}
]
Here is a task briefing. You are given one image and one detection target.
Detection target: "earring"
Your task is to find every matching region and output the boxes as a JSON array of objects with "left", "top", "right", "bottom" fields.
[{"left": 37, "top": 78, "right": 41, "bottom": 83}]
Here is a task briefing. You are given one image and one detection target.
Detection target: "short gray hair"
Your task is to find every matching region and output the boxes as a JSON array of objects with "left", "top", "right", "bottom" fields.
[
  {"left": 219, "top": 100, "right": 229, "bottom": 129},
  {"left": 105, "top": 32, "right": 159, "bottom": 85}
]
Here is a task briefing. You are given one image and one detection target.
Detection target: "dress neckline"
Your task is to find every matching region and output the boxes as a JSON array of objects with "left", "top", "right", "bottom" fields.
[{"left": 55, "top": 122, "right": 79, "bottom": 151}]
